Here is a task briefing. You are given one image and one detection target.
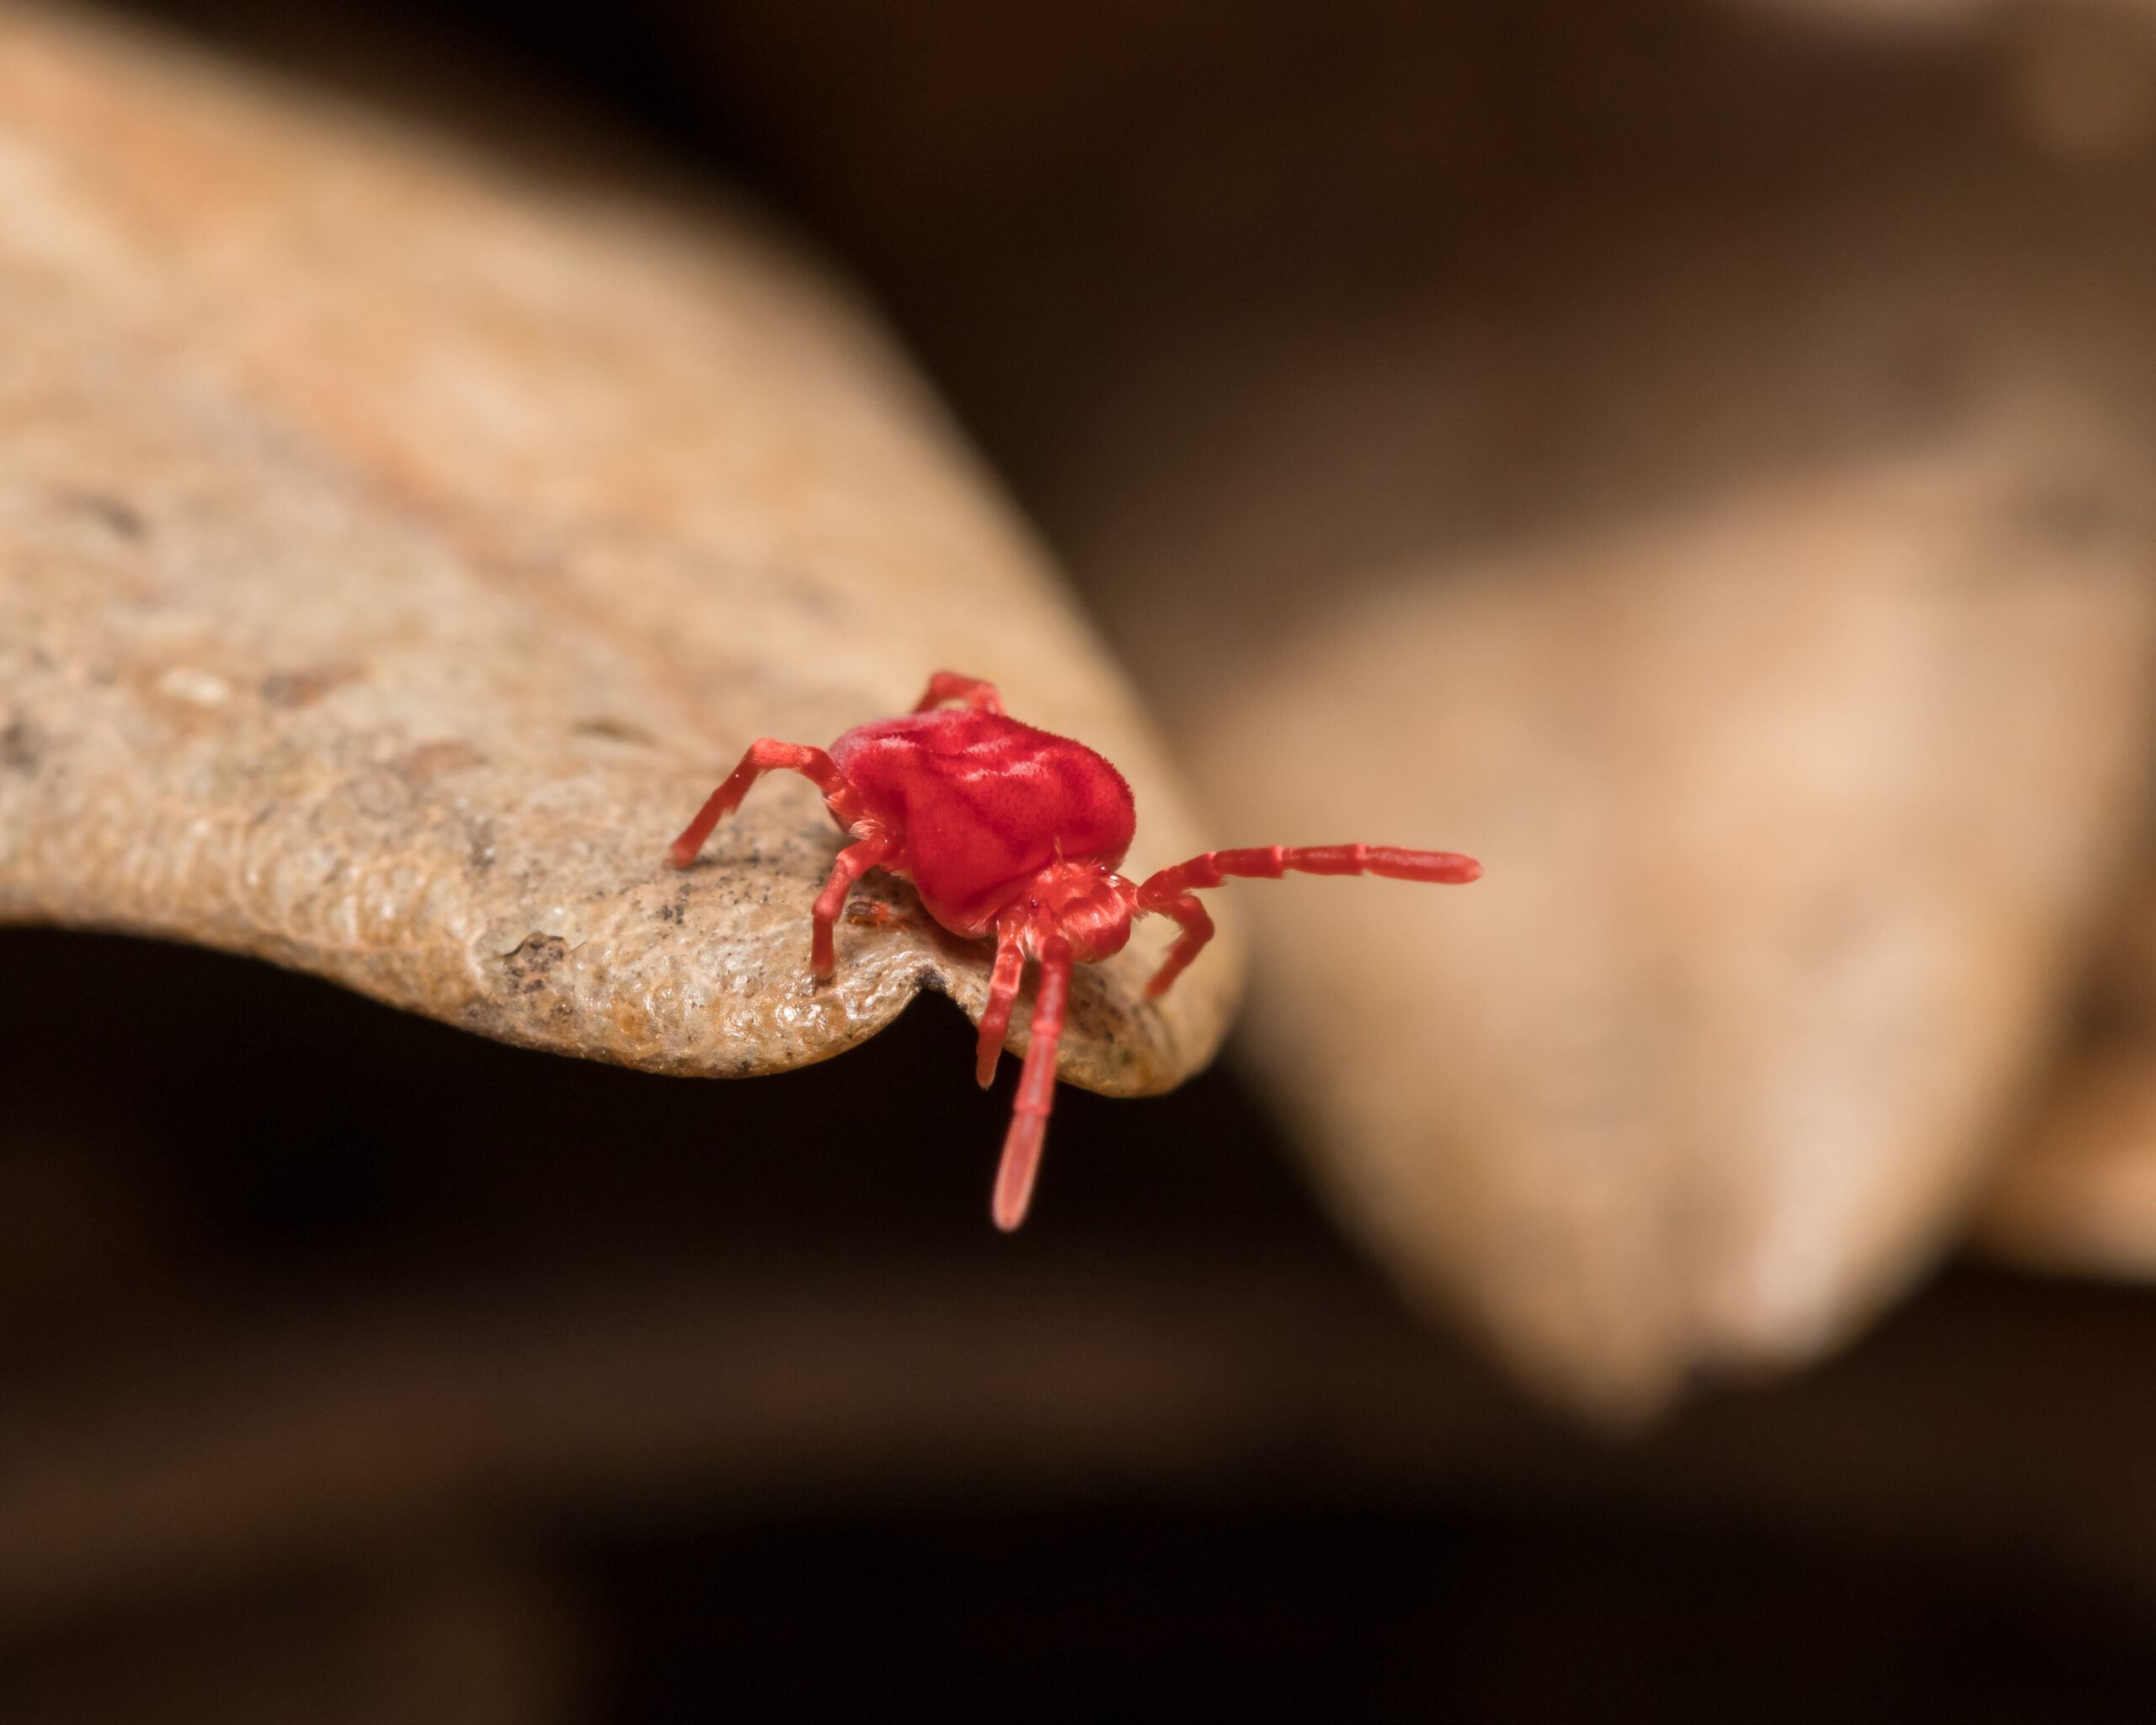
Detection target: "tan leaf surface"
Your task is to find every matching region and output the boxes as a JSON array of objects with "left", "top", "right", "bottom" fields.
[
  {"left": 1974, "top": 1042, "right": 2156, "bottom": 1279},
  {"left": 1198, "top": 438, "right": 2156, "bottom": 1416},
  {"left": 1068, "top": 188, "right": 2156, "bottom": 1415},
  {"left": 0, "top": 1, "right": 1236, "bottom": 1092},
  {"left": 1975, "top": 872, "right": 2156, "bottom": 1278}
]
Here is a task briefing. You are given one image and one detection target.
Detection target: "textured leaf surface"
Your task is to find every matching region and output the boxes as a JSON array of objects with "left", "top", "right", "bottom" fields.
[{"left": 0, "top": 2, "right": 1236, "bottom": 1092}]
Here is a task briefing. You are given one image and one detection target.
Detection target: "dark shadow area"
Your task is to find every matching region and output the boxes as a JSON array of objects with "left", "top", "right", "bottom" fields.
[
  {"left": 0, "top": 923, "right": 1337, "bottom": 1323},
  {"left": 595, "top": 1503, "right": 2156, "bottom": 1724},
  {"left": 11, "top": 927, "right": 2156, "bottom": 1717}
]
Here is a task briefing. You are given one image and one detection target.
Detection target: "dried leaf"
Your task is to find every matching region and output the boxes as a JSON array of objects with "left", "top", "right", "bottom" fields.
[
  {"left": 1974, "top": 1041, "right": 2156, "bottom": 1279},
  {"left": 1070, "top": 185, "right": 2156, "bottom": 1415},
  {"left": 1199, "top": 440, "right": 2156, "bottom": 1415},
  {"left": 1975, "top": 872, "right": 2156, "bottom": 1278},
  {"left": 0, "top": 2, "right": 1237, "bottom": 1092}
]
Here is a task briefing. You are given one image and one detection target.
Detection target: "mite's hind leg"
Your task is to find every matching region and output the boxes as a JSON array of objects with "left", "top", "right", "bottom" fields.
[
  {"left": 1135, "top": 843, "right": 1481, "bottom": 996},
  {"left": 992, "top": 932, "right": 1070, "bottom": 1231},
  {"left": 974, "top": 911, "right": 1027, "bottom": 1088},
  {"left": 809, "top": 833, "right": 896, "bottom": 980},
  {"left": 667, "top": 740, "right": 865, "bottom": 868},
  {"left": 911, "top": 672, "right": 1005, "bottom": 715}
]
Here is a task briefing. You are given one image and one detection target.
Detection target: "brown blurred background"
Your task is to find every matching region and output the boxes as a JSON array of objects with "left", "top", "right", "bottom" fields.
[{"left": 17, "top": 0, "right": 2156, "bottom": 1717}]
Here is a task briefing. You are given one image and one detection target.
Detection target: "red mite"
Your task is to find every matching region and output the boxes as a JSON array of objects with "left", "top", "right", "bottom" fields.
[{"left": 668, "top": 672, "right": 1480, "bottom": 1230}]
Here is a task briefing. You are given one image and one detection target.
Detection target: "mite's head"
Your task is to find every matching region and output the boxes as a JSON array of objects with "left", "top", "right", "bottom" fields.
[{"left": 1022, "top": 857, "right": 1136, "bottom": 964}]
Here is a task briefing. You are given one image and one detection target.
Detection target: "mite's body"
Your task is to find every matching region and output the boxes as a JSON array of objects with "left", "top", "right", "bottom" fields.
[{"left": 668, "top": 672, "right": 1479, "bottom": 1227}]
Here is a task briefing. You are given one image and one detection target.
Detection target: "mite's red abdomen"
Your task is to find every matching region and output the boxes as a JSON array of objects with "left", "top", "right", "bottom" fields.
[{"left": 831, "top": 710, "right": 1136, "bottom": 933}]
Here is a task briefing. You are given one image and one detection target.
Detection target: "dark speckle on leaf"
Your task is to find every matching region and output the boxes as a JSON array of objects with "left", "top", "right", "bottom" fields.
[
  {"left": 502, "top": 934, "right": 568, "bottom": 995},
  {"left": 571, "top": 716, "right": 659, "bottom": 746},
  {"left": 262, "top": 664, "right": 366, "bottom": 708},
  {"left": 2, "top": 714, "right": 42, "bottom": 774},
  {"left": 61, "top": 488, "right": 146, "bottom": 539}
]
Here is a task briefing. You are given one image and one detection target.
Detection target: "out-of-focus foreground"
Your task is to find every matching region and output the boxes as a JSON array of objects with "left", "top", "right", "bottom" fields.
[{"left": 13, "top": 0, "right": 2156, "bottom": 1716}]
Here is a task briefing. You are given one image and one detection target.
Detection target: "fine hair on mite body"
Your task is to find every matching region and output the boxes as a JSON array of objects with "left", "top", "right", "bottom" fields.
[{"left": 668, "top": 672, "right": 1481, "bottom": 1229}]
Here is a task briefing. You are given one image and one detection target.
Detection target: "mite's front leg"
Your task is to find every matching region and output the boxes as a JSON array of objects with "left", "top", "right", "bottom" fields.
[
  {"left": 809, "top": 833, "right": 896, "bottom": 980},
  {"left": 1134, "top": 844, "right": 1480, "bottom": 996},
  {"left": 993, "top": 932, "right": 1070, "bottom": 1231},
  {"left": 1132, "top": 881, "right": 1214, "bottom": 999},
  {"left": 667, "top": 740, "right": 866, "bottom": 869},
  {"left": 974, "top": 911, "right": 1028, "bottom": 1087}
]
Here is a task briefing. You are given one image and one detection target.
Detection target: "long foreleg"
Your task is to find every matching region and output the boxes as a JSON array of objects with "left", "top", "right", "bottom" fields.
[
  {"left": 809, "top": 834, "right": 897, "bottom": 980},
  {"left": 667, "top": 740, "right": 863, "bottom": 868},
  {"left": 911, "top": 671, "right": 1005, "bottom": 714},
  {"left": 974, "top": 911, "right": 1027, "bottom": 1088},
  {"left": 992, "top": 932, "right": 1071, "bottom": 1231},
  {"left": 1135, "top": 844, "right": 1481, "bottom": 997}
]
